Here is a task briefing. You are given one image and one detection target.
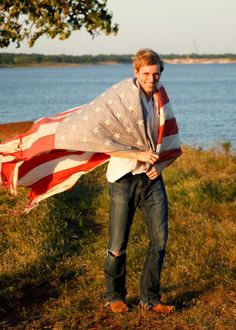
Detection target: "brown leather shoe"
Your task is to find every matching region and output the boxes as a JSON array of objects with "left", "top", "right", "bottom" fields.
[
  {"left": 140, "top": 302, "right": 175, "bottom": 314},
  {"left": 151, "top": 303, "right": 175, "bottom": 313},
  {"left": 109, "top": 300, "right": 129, "bottom": 313}
]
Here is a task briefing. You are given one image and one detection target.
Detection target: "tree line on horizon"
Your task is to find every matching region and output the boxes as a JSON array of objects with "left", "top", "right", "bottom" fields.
[{"left": 0, "top": 53, "right": 236, "bottom": 66}]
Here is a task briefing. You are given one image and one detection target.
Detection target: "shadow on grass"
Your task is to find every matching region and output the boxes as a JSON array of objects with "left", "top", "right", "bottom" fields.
[
  {"left": 0, "top": 169, "right": 106, "bottom": 327},
  {"left": 161, "top": 259, "right": 234, "bottom": 312}
]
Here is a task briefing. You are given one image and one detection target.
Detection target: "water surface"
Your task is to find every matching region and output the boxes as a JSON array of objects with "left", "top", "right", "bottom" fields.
[{"left": 0, "top": 63, "right": 235, "bottom": 150}]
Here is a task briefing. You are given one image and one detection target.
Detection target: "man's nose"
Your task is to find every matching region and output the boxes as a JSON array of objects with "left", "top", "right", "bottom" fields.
[{"left": 148, "top": 75, "right": 155, "bottom": 83}]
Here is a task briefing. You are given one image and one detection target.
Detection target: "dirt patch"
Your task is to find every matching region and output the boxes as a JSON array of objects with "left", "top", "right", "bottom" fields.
[{"left": 0, "top": 121, "right": 33, "bottom": 141}]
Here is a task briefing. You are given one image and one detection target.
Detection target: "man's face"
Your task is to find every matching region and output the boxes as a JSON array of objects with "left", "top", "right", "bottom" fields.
[{"left": 134, "top": 64, "right": 161, "bottom": 97}]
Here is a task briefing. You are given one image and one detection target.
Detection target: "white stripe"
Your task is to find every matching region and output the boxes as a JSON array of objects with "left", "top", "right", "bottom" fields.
[
  {"left": 0, "top": 122, "right": 58, "bottom": 153},
  {"left": 24, "top": 157, "right": 109, "bottom": 213},
  {"left": 10, "top": 161, "right": 24, "bottom": 195},
  {"left": 0, "top": 137, "right": 21, "bottom": 153},
  {"left": 51, "top": 112, "right": 75, "bottom": 120},
  {"left": 24, "top": 172, "right": 83, "bottom": 213},
  {"left": 18, "top": 152, "right": 94, "bottom": 186},
  {"left": 0, "top": 154, "right": 16, "bottom": 163},
  {"left": 18, "top": 122, "right": 59, "bottom": 150},
  {"left": 159, "top": 102, "right": 175, "bottom": 126},
  {"left": 52, "top": 106, "right": 83, "bottom": 117},
  {"left": 156, "top": 133, "right": 180, "bottom": 153}
]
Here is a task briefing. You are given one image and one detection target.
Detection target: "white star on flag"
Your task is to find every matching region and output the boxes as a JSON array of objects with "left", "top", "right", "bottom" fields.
[
  {"left": 92, "top": 127, "right": 99, "bottom": 134},
  {"left": 115, "top": 112, "right": 122, "bottom": 119},
  {"left": 113, "top": 132, "right": 121, "bottom": 140},
  {"left": 82, "top": 137, "right": 88, "bottom": 143},
  {"left": 137, "top": 119, "right": 144, "bottom": 127},
  {"left": 105, "top": 139, "right": 112, "bottom": 147},
  {"left": 136, "top": 140, "right": 143, "bottom": 146},
  {"left": 126, "top": 126, "right": 133, "bottom": 134},
  {"left": 128, "top": 105, "right": 135, "bottom": 112},
  {"left": 105, "top": 119, "right": 111, "bottom": 127}
]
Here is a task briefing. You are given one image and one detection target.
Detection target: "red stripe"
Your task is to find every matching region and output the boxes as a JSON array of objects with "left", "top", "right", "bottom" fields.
[
  {"left": 7, "top": 134, "right": 55, "bottom": 161},
  {"left": 27, "top": 153, "right": 109, "bottom": 203},
  {"left": 155, "top": 86, "right": 169, "bottom": 112},
  {"left": 25, "top": 107, "right": 80, "bottom": 136},
  {"left": 1, "top": 162, "right": 17, "bottom": 189},
  {"left": 157, "top": 148, "right": 182, "bottom": 163},
  {"left": 1, "top": 118, "right": 60, "bottom": 146},
  {"left": 52, "top": 107, "right": 81, "bottom": 118},
  {"left": 0, "top": 135, "right": 20, "bottom": 145},
  {"left": 23, "top": 117, "right": 65, "bottom": 136},
  {"left": 1, "top": 107, "right": 80, "bottom": 146},
  {"left": 18, "top": 149, "right": 84, "bottom": 180},
  {"left": 157, "top": 118, "right": 179, "bottom": 144}
]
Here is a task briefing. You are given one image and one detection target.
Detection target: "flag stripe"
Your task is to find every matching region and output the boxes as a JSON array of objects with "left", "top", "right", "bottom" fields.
[
  {"left": 12, "top": 134, "right": 55, "bottom": 160},
  {"left": 158, "top": 148, "right": 182, "bottom": 163},
  {"left": 158, "top": 117, "right": 179, "bottom": 144},
  {"left": 1, "top": 162, "right": 16, "bottom": 188},
  {"left": 26, "top": 153, "right": 109, "bottom": 207},
  {"left": 18, "top": 150, "right": 84, "bottom": 180},
  {"left": 18, "top": 152, "right": 93, "bottom": 186},
  {"left": 157, "top": 86, "right": 170, "bottom": 111},
  {"left": 157, "top": 133, "right": 181, "bottom": 152},
  {"left": 27, "top": 153, "right": 109, "bottom": 201}
]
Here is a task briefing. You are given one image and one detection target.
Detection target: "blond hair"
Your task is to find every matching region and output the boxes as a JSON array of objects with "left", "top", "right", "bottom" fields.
[{"left": 133, "top": 48, "right": 164, "bottom": 72}]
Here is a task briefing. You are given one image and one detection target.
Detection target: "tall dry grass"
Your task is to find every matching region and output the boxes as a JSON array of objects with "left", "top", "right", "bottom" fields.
[{"left": 0, "top": 146, "right": 235, "bottom": 329}]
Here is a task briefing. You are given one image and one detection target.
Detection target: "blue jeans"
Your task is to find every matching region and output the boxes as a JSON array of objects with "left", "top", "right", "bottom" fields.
[{"left": 104, "top": 173, "right": 168, "bottom": 308}]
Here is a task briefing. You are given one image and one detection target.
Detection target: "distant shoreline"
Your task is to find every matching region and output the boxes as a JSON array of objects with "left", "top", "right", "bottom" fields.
[
  {"left": 0, "top": 61, "right": 120, "bottom": 68},
  {"left": 164, "top": 58, "right": 236, "bottom": 64},
  {"left": 1, "top": 58, "right": 236, "bottom": 68}
]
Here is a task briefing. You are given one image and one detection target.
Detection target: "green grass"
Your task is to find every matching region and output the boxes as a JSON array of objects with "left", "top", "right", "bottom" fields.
[{"left": 0, "top": 146, "right": 235, "bottom": 329}]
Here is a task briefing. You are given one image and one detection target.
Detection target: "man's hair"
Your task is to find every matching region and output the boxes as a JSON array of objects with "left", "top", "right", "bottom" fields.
[{"left": 133, "top": 48, "right": 164, "bottom": 73}]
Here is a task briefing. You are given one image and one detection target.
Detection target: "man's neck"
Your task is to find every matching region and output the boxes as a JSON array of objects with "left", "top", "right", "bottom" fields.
[
  {"left": 142, "top": 90, "right": 153, "bottom": 102},
  {"left": 145, "top": 93, "right": 153, "bottom": 102}
]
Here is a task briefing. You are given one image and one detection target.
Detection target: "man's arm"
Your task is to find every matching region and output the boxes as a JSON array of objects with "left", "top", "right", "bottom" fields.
[{"left": 106, "top": 150, "right": 159, "bottom": 165}]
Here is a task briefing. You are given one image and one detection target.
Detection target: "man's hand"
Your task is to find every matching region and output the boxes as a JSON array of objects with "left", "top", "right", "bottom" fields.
[
  {"left": 146, "top": 166, "right": 159, "bottom": 180},
  {"left": 136, "top": 151, "right": 159, "bottom": 165}
]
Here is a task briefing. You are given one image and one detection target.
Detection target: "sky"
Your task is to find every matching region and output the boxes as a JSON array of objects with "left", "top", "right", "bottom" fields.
[{"left": 1, "top": 0, "right": 236, "bottom": 55}]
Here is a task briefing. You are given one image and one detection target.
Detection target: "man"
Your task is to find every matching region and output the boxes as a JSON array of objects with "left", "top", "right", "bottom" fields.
[
  {"left": 0, "top": 48, "right": 181, "bottom": 312},
  {"left": 104, "top": 48, "right": 180, "bottom": 313}
]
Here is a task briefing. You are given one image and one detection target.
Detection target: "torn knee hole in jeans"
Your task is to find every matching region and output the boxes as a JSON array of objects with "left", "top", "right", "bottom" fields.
[{"left": 107, "top": 250, "right": 126, "bottom": 257}]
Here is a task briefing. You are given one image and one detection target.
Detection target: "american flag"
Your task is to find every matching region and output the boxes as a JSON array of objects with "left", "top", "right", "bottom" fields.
[{"left": 0, "top": 79, "right": 181, "bottom": 212}]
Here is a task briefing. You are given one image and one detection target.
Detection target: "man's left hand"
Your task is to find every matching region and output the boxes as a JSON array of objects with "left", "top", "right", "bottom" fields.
[{"left": 145, "top": 166, "right": 159, "bottom": 180}]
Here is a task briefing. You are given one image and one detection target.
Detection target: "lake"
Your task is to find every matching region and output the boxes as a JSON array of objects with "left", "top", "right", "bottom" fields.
[{"left": 0, "top": 63, "right": 235, "bottom": 150}]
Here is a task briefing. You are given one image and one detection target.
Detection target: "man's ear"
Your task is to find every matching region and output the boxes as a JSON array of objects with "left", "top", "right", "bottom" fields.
[{"left": 134, "top": 69, "right": 139, "bottom": 78}]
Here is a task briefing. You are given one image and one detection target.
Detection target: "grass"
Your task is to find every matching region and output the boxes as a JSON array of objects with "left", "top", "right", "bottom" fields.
[{"left": 0, "top": 146, "right": 235, "bottom": 329}]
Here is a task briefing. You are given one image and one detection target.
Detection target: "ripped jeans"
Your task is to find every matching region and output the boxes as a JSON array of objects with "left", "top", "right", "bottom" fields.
[{"left": 104, "top": 173, "right": 168, "bottom": 308}]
